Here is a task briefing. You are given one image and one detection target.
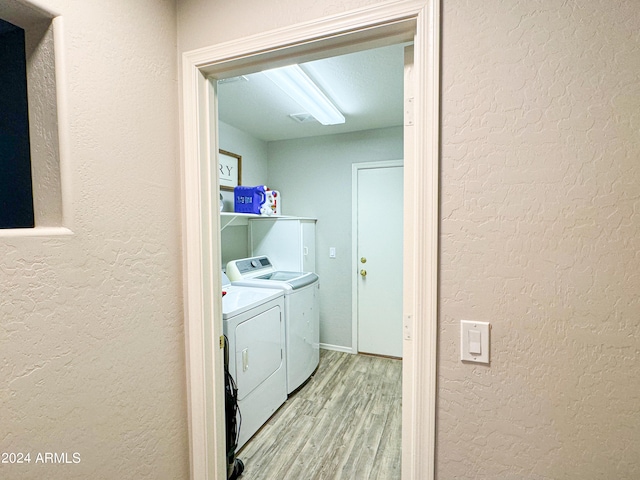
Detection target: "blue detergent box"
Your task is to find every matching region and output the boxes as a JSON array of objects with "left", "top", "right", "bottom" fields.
[{"left": 234, "top": 185, "right": 266, "bottom": 214}]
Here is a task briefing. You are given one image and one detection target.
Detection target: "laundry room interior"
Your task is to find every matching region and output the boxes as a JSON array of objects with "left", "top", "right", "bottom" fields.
[
  {"left": 217, "top": 43, "right": 405, "bottom": 353},
  {"left": 216, "top": 42, "right": 406, "bottom": 476}
]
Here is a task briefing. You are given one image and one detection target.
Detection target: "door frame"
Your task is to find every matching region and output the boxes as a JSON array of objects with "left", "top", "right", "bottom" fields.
[
  {"left": 180, "top": 1, "right": 440, "bottom": 479},
  {"left": 352, "top": 160, "right": 404, "bottom": 355}
]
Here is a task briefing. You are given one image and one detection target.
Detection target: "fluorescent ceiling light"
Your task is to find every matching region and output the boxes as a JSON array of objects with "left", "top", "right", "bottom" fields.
[
  {"left": 218, "top": 75, "right": 248, "bottom": 84},
  {"left": 263, "top": 65, "right": 345, "bottom": 126}
]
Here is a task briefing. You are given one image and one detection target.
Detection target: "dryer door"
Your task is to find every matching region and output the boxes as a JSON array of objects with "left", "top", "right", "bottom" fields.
[{"left": 234, "top": 304, "right": 284, "bottom": 401}]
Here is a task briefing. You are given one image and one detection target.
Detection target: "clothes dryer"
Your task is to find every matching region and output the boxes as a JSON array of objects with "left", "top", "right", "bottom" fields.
[{"left": 221, "top": 273, "right": 286, "bottom": 449}]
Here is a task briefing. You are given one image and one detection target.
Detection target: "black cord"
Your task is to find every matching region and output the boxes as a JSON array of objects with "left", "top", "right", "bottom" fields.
[{"left": 223, "top": 335, "right": 242, "bottom": 451}]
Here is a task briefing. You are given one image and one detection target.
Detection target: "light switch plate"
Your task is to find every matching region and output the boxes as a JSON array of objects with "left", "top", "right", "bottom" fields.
[{"left": 460, "top": 320, "right": 490, "bottom": 364}]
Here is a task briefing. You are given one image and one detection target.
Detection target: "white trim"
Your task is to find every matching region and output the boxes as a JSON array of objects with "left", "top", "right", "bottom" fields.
[
  {"left": 183, "top": 0, "right": 425, "bottom": 74},
  {"left": 404, "top": 2, "right": 440, "bottom": 476},
  {"left": 351, "top": 160, "right": 404, "bottom": 356},
  {"left": 319, "top": 343, "right": 354, "bottom": 354},
  {"left": 180, "top": 1, "right": 440, "bottom": 479},
  {"left": 0, "top": 227, "right": 73, "bottom": 238},
  {"left": 53, "top": 15, "right": 73, "bottom": 231},
  {"left": 181, "top": 52, "right": 226, "bottom": 480}
]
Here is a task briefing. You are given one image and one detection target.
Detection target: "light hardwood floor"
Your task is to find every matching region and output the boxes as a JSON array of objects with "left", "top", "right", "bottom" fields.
[{"left": 236, "top": 349, "right": 402, "bottom": 480}]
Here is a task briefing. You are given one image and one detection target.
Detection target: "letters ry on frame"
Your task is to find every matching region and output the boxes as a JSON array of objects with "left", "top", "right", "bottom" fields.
[{"left": 219, "top": 150, "right": 242, "bottom": 191}]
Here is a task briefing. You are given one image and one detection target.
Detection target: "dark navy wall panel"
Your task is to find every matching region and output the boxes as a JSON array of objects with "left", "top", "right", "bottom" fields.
[{"left": 0, "top": 19, "right": 35, "bottom": 229}]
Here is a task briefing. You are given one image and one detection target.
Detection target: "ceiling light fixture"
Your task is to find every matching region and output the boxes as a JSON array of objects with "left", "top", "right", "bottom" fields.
[
  {"left": 218, "top": 75, "right": 248, "bottom": 84},
  {"left": 263, "top": 65, "right": 345, "bottom": 126}
]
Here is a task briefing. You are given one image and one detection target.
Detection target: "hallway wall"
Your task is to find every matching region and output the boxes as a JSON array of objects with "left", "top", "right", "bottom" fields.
[
  {"left": 1, "top": 1, "right": 188, "bottom": 479},
  {"left": 437, "top": 1, "right": 640, "bottom": 476}
]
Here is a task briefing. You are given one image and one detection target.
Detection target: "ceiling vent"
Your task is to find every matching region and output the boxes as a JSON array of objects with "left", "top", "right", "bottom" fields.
[{"left": 289, "top": 113, "right": 317, "bottom": 124}]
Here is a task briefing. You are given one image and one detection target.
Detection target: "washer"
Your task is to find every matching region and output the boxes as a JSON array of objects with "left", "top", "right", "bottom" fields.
[
  {"left": 226, "top": 256, "right": 320, "bottom": 394},
  {"left": 221, "top": 273, "right": 286, "bottom": 449}
]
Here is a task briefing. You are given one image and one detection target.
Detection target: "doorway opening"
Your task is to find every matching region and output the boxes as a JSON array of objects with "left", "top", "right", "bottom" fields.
[
  {"left": 216, "top": 45, "right": 405, "bottom": 477},
  {"left": 180, "top": 3, "right": 439, "bottom": 479}
]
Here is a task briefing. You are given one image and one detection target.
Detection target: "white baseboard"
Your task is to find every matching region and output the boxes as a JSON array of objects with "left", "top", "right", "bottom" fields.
[{"left": 320, "top": 343, "right": 355, "bottom": 354}]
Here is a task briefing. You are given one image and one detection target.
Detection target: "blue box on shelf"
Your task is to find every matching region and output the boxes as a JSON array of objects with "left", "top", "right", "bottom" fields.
[{"left": 234, "top": 185, "right": 266, "bottom": 214}]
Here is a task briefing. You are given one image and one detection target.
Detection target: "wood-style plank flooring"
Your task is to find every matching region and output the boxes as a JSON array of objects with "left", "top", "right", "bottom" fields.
[{"left": 236, "top": 349, "right": 402, "bottom": 480}]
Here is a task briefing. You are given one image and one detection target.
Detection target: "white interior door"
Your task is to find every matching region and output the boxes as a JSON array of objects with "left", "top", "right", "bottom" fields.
[{"left": 354, "top": 161, "right": 403, "bottom": 357}]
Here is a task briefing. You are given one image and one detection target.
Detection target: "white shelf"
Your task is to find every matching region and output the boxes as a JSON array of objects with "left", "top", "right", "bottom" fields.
[
  {"left": 220, "top": 213, "right": 315, "bottom": 231},
  {"left": 220, "top": 212, "right": 258, "bottom": 230},
  {"left": 220, "top": 212, "right": 287, "bottom": 230}
]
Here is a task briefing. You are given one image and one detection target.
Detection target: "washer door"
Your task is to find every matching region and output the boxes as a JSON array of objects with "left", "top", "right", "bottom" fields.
[{"left": 234, "top": 305, "right": 284, "bottom": 401}]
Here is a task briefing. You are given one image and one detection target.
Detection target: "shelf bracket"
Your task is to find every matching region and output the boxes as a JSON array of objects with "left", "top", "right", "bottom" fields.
[{"left": 220, "top": 214, "right": 241, "bottom": 232}]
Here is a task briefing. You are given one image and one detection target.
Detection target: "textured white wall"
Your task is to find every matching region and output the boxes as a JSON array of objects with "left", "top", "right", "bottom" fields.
[
  {"left": 1, "top": 1, "right": 188, "bottom": 479},
  {"left": 177, "top": 0, "right": 386, "bottom": 53},
  {"left": 439, "top": 0, "right": 640, "bottom": 477},
  {"left": 178, "top": 0, "right": 640, "bottom": 477}
]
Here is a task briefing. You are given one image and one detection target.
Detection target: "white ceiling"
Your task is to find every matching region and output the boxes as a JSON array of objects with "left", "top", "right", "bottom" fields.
[{"left": 217, "top": 43, "right": 406, "bottom": 142}]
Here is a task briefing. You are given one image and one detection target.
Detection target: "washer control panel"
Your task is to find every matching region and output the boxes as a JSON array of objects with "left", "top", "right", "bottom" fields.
[{"left": 226, "top": 256, "right": 273, "bottom": 281}]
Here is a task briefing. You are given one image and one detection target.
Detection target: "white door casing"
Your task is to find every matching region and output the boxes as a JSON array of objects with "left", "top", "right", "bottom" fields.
[
  {"left": 180, "top": 2, "right": 440, "bottom": 479},
  {"left": 353, "top": 161, "right": 403, "bottom": 358}
]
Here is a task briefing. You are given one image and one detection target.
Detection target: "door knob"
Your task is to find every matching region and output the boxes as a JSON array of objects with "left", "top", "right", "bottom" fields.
[
  {"left": 360, "top": 269, "right": 367, "bottom": 277},
  {"left": 360, "top": 257, "right": 367, "bottom": 264}
]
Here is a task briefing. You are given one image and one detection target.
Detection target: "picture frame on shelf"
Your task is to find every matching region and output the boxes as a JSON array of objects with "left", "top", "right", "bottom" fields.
[{"left": 219, "top": 149, "right": 242, "bottom": 191}]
